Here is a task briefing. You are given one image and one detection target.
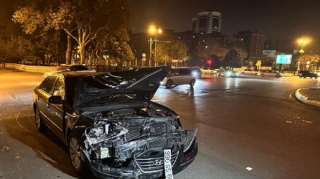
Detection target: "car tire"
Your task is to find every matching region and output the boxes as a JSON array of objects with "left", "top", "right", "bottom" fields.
[
  {"left": 299, "top": 76, "right": 302, "bottom": 78},
  {"left": 303, "top": 76, "right": 306, "bottom": 78},
  {"left": 68, "top": 133, "right": 85, "bottom": 174},
  {"left": 165, "top": 80, "right": 173, "bottom": 89},
  {"left": 34, "top": 107, "right": 46, "bottom": 132},
  {"left": 190, "top": 79, "right": 196, "bottom": 87},
  {"left": 276, "top": 75, "right": 280, "bottom": 78}
]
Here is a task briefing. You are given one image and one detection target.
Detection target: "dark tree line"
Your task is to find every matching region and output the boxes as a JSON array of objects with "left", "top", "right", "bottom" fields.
[{"left": 1, "top": 0, "right": 133, "bottom": 66}]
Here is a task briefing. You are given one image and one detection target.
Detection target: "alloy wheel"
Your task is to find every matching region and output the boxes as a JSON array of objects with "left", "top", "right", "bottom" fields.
[
  {"left": 34, "top": 107, "right": 45, "bottom": 131},
  {"left": 69, "top": 136, "right": 83, "bottom": 172}
]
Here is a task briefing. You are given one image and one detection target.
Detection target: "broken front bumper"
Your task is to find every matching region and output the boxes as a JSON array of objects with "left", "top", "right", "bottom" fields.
[{"left": 84, "top": 138, "right": 198, "bottom": 179}]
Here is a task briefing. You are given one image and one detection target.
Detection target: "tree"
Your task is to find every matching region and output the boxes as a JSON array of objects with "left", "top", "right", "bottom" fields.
[
  {"left": 0, "top": 36, "right": 40, "bottom": 64},
  {"left": 156, "top": 40, "right": 188, "bottom": 65},
  {"left": 156, "top": 42, "right": 171, "bottom": 65},
  {"left": 48, "top": 0, "right": 130, "bottom": 65},
  {"left": 13, "top": 0, "right": 132, "bottom": 65},
  {"left": 195, "top": 38, "right": 229, "bottom": 64},
  {"left": 296, "top": 53, "right": 320, "bottom": 70},
  {"left": 94, "top": 15, "right": 134, "bottom": 66},
  {"left": 222, "top": 49, "right": 242, "bottom": 68},
  {"left": 193, "top": 37, "right": 248, "bottom": 67},
  {"left": 12, "top": 0, "right": 66, "bottom": 65}
]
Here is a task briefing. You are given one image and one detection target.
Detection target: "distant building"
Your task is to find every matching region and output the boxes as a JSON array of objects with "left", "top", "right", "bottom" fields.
[
  {"left": 264, "top": 39, "right": 296, "bottom": 54},
  {"left": 191, "top": 11, "right": 222, "bottom": 34},
  {"left": 234, "top": 30, "right": 265, "bottom": 61}
]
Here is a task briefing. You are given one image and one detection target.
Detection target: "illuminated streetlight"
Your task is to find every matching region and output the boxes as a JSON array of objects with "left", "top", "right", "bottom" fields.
[
  {"left": 148, "top": 25, "right": 162, "bottom": 66},
  {"left": 296, "top": 37, "right": 310, "bottom": 73}
]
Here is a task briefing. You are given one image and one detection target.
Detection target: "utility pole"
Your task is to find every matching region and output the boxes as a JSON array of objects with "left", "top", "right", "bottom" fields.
[{"left": 149, "top": 38, "right": 153, "bottom": 67}]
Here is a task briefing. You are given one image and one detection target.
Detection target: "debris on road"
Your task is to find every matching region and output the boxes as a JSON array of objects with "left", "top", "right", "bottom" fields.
[
  {"left": 246, "top": 167, "right": 253, "bottom": 171},
  {"left": 1, "top": 146, "right": 9, "bottom": 151},
  {"left": 286, "top": 121, "right": 292, "bottom": 124},
  {"left": 303, "top": 120, "right": 313, "bottom": 124}
]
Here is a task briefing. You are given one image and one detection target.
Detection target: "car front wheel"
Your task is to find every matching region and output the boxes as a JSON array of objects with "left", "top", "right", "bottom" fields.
[
  {"left": 165, "top": 80, "right": 173, "bottom": 89},
  {"left": 69, "top": 134, "right": 85, "bottom": 174},
  {"left": 190, "top": 79, "right": 196, "bottom": 87}
]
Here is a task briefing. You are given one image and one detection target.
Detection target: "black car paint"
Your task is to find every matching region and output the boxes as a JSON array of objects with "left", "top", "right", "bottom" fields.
[
  {"left": 298, "top": 70, "right": 318, "bottom": 78},
  {"left": 33, "top": 66, "right": 198, "bottom": 179}
]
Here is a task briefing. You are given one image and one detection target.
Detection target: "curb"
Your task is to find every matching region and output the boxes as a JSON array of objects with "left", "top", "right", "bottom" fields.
[
  {"left": 295, "top": 88, "right": 308, "bottom": 103},
  {"left": 295, "top": 88, "right": 320, "bottom": 108}
]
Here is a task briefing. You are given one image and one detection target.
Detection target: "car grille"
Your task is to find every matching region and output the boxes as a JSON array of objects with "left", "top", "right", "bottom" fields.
[
  {"left": 125, "top": 122, "right": 167, "bottom": 141},
  {"left": 135, "top": 150, "right": 179, "bottom": 173}
]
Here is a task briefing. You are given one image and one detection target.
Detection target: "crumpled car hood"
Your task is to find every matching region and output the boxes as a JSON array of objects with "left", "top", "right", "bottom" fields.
[{"left": 74, "top": 66, "right": 171, "bottom": 107}]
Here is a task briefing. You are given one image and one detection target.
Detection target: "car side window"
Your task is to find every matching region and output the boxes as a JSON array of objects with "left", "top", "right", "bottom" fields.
[
  {"left": 174, "top": 69, "right": 180, "bottom": 76},
  {"left": 180, "top": 69, "right": 192, "bottom": 75},
  {"left": 40, "top": 76, "right": 57, "bottom": 94},
  {"left": 52, "top": 77, "right": 65, "bottom": 100},
  {"left": 70, "top": 65, "right": 88, "bottom": 71}
]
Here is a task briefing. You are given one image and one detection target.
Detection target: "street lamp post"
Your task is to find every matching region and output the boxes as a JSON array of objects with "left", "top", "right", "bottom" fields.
[
  {"left": 297, "top": 38, "right": 307, "bottom": 74},
  {"left": 148, "top": 25, "right": 162, "bottom": 67},
  {"left": 149, "top": 38, "right": 153, "bottom": 67}
]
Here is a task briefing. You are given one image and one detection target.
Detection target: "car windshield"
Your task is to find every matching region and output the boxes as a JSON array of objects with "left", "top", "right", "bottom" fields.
[{"left": 78, "top": 92, "right": 140, "bottom": 107}]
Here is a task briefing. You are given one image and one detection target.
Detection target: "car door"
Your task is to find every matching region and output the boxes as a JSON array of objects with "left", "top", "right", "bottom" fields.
[
  {"left": 172, "top": 69, "right": 182, "bottom": 85},
  {"left": 49, "top": 76, "right": 66, "bottom": 141},
  {"left": 181, "top": 69, "right": 192, "bottom": 84},
  {"left": 174, "top": 69, "right": 185, "bottom": 84},
  {"left": 36, "top": 76, "right": 57, "bottom": 129}
]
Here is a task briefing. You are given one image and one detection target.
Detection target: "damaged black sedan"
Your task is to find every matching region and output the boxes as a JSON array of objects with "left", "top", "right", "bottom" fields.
[{"left": 33, "top": 66, "right": 198, "bottom": 179}]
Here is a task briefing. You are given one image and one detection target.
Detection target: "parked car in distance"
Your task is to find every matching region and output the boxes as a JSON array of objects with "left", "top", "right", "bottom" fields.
[
  {"left": 161, "top": 67, "right": 197, "bottom": 88},
  {"left": 260, "top": 70, "right": 282, "bottom": 78},
  {"left": 298, "top": 70, "right": 318, "bottom": 79},
  {"left": 219, "top": 69, "right": 239, "bottom": 77},
  {"left": 33, "top": 66, "right": 198, "bottom": 179},
  {"left": 43, "top": 65, "right": 96, "bottom": 78},
  {"left": 200, "top": 67, "right": 218, "bottom": 75},
  {"left": 241, "top": 69, "right": 260, "bottom": 76}
]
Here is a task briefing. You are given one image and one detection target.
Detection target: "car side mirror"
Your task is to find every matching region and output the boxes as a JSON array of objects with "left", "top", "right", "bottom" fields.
[{"left": 49, "top": 96, "right": 63, "bottom": 104}]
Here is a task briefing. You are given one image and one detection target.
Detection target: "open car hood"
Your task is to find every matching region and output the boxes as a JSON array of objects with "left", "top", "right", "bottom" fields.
[{"left": 75, "top": 66, "right": 171, "bottom": 107}]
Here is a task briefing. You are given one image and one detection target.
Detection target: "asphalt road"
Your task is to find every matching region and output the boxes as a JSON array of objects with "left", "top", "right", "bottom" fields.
[{"left": 1, "top": 68, "right": 320, "bottom": 179}]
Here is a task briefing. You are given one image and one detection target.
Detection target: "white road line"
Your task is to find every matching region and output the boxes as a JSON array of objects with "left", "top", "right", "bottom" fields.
[{"left": 15, "top": 112, "right": 42, "bottom": 137}]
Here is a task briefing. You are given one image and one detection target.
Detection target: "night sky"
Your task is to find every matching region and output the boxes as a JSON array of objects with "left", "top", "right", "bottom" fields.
[{"left": 128, "top": 0, "right": 320, "bottom": 41}]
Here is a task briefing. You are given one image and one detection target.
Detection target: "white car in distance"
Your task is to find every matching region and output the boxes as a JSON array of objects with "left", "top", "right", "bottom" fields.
[
  {"left": 241, "top": 69, "right": 260, "bottom": 76},
  {"left": 201, "top": 67, "right": 217, "bottom": 74},
  {"left": 260, "top": 70, "right": 282, "bottom": 78}
]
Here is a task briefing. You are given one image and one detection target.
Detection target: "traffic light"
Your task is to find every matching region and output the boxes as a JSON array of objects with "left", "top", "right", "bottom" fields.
[{"left": 207, "top": 59, "right": 212, "bottom": 65}]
